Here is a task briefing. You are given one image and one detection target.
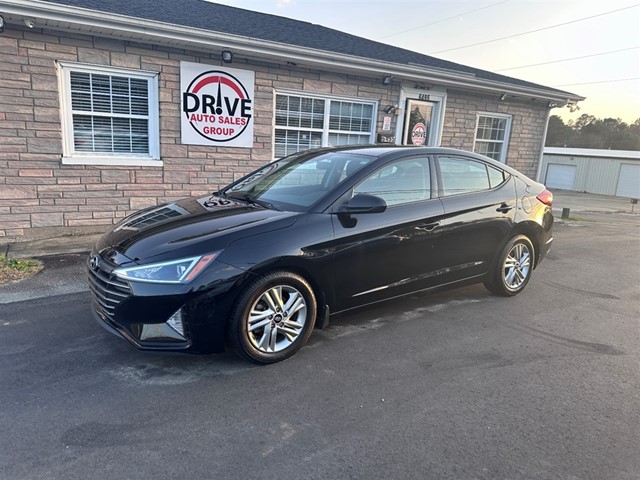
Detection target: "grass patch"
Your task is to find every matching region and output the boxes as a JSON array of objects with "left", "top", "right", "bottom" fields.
[{"left": 0, "top": 256, "right": 43, "bottom": 285}]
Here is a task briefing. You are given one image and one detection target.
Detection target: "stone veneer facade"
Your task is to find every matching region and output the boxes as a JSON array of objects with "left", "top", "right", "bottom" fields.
[{"left": 0, "top": 25, "right": 548, "bottom": 241}]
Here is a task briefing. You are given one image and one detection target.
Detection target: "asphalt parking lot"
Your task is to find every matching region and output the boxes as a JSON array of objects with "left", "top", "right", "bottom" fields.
[{"left": 1, "top": 213, "right": 639, "bottom": 480}]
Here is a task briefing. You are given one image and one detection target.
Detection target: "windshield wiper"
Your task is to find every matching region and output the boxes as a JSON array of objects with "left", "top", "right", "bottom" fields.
[
  {"left": 224, "top": 192, "right": 278, "bottom": 210},
  {"left": 244, "top": 195, "right": 277, "bottom": 210}
]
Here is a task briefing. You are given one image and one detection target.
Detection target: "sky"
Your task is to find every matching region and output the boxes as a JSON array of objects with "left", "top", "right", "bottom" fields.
[{"left": 213, "top": 0, "right": 640, "bottom": 124}]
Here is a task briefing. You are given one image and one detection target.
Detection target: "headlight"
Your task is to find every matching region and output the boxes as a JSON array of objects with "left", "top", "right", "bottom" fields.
[{"left": 113, "top": 253, "right": 219, "bottom": 284}]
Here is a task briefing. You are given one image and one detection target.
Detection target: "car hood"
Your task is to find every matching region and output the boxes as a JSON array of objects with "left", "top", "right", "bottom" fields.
[{"left": 95, "top": 194, "right": 298, "bottom": 264}]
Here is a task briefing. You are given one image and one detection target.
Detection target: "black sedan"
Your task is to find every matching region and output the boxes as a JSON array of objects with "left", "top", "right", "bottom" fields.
[{"left": 88, "top": 146, "right": 554, "bottom": 364}]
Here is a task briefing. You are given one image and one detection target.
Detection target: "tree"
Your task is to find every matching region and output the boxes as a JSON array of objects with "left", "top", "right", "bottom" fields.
[
  {"left": 545, "top": 114, "right": 640, "bottom": 150},
  {"left": 573, "top": 114, "right": 596, "bottom": 130},
  {"left": 545, "top": 115, "right": 574, "bottom": 147}
]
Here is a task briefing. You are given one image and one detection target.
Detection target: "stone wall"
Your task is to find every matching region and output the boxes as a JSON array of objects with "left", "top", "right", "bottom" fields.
[
  {"left": 0, "top": 24, "right": 548, "bottom": 241},
  {"left": 0, "top": 25, "right": 399, "bottom": 240},
  {"left": 442, "top": 90, "right": 548, "bottom": 178}
]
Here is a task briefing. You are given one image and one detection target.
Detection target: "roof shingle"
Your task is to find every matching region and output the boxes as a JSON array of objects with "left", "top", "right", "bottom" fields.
[{"left": 41, "top": 0, "right": 577, "bottom": 97}]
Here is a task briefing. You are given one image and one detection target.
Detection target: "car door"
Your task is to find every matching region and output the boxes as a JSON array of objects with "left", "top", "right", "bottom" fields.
[
  {"left": 330, "top": 155, "right": 446, "bottom": 311},
  {"left": 435, "top": 154, "right": 517, "bottom": 283}
]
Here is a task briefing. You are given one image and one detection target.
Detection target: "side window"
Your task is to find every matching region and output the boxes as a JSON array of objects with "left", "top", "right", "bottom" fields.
[
  {"left": 354, "top": 157, "right": 431, "bottom": 206},
  {"left": 439, "top": 156, "right": 491, "bottom": 196},
  {"left": 488, "top": 165, "right": 508, "bottom": 188}
]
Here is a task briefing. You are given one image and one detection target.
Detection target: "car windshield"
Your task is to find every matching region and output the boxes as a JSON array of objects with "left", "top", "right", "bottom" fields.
[{"left": 221, "top": 151, "right": 374, "bottom": 211}]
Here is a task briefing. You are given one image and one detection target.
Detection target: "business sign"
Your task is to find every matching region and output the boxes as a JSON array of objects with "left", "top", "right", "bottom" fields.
[
  {"left": 180, "top": 62, "right": 255, "bottom": 147},
  {"left": 411, "top": 122, "right": 427, "bottom": 146},
  {"left": 376, "top": 133, "right": 396, "bottom": 144}
]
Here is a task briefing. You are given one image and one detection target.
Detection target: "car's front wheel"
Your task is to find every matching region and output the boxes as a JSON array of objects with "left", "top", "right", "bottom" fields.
[
  {"left": 484, "top": 235, "right": 534, "bottom": 296},
  {"left": 228, "top": 271, "right": 317, "bottom": 364}
]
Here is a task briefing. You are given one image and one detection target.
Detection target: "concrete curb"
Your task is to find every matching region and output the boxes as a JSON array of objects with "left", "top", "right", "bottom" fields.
[{"left": 4, "top": 233, "right": 101, "bottom": 259}]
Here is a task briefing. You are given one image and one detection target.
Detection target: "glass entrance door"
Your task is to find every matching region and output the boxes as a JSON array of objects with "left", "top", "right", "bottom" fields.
[{"left": 402, "top": 99, "right": 436, "bottom": 146}]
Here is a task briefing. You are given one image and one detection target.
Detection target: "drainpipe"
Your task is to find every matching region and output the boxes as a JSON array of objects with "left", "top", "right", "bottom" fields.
[{"left": 535, "top": 107, "right": 552, "bottom": 183}]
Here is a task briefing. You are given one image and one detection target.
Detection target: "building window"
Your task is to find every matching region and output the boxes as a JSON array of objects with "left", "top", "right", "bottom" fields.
[
  {"left": 473, "top": 113, "right": 512, "bottom": 163},
  {"left": 58, "top": 62, "right": 160, "bottom": 166},
  {"left": 274, "top": 93, "right": 375, "bottom": 157}
]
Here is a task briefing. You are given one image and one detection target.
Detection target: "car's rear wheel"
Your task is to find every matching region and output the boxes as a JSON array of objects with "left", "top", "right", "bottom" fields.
[
  {"left": 228, "top": 271, "right": 317, "bottom": 364},
  {"left": 484, "top": 235, "right": 534, "bottom": 296}
]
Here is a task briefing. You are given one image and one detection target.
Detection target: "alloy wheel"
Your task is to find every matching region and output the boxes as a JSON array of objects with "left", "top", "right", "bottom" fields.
[
  {"left": 503, "top": 242, "right": 531, "bottom": 290},
  {"left": 246, "top": 285, "right": 307, "bottom": 353}
]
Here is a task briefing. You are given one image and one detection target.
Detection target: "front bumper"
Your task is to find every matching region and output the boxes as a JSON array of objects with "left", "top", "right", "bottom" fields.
[
  {"left": 87, "top": 253, "right": 246, "bottom": 354},
  {"left": 91, "top": 301, "right": 193, "bottom": 351}
]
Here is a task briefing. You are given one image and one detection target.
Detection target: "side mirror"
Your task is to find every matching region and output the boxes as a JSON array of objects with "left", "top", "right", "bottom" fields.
[{"left": 341, "top": 193, "right": 387, "bottom": 214}]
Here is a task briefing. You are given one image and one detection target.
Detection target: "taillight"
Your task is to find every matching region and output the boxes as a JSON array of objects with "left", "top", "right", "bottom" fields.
[{"left": 536, "top": 189, "right": 553, "bottom": 206}]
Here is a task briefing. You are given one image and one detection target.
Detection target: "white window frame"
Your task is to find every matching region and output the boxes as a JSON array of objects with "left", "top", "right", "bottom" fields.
[
  {"left": 473, "top": 112, "right": 512, "bottom": 163},
  {"left": 57, "top": 61, "right": 161, "bottom": 166},
  {"left": 273, "top": 90, "right": 378, "bottom": 158}
]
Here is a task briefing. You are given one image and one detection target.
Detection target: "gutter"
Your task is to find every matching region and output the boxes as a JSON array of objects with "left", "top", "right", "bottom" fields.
[
  {"left": 0, "top": 0, "right": 585, "bottom": 103},
  {"left": 544, "top": 147, "right": 640, "bottom": 159}
]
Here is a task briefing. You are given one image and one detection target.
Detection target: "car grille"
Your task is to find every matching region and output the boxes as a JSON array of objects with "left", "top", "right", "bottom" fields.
[{"left": 87, "top": 258, "right": 131, "bottom": 323}]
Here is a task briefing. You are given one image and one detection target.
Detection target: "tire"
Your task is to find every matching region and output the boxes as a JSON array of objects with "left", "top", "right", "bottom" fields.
[
  {"left": 228, "top": 271, "right": 317, "bottom": 364},
  {"left": 484, "top": 235, "right": 535, "bottom": 297}
]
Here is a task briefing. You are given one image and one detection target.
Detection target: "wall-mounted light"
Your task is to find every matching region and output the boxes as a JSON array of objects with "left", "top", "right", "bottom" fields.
[
  {"left": 499, "top": 92, "right": 507, "bottom": 101},
  {"left": 568, "top": 103, "right": 580, "bottom": 113},
  {"left": 0, "top": 14, "right": 5, "bottom": 33},
  {"left": 221, "top": 50, "right": 233, "bottom": 63},
  {"left": 24, "top": 18, "right": 35, "bottom": 29},
  {"left": 382, "top": 75, "right": 393, "bottom": 86},
  {"left": 384, "top": 105, "right": 398, "bottom": 114}
]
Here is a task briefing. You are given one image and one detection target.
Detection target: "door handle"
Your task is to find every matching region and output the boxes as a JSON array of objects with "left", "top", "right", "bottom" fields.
[
  {"left": 416, "top": 221, "right": 440, "bottom": 232},
  {"left": 496, "top": 203, "right": 514, "bottom": 214}
]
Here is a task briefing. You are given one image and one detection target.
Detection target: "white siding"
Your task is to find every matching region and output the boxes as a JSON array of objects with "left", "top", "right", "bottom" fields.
[
  {"left": 540, "top": 149, "right": 640, "bottom": 197},
  {"left": 616, "top": 164, "right": 640, "bottom": 198}
]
